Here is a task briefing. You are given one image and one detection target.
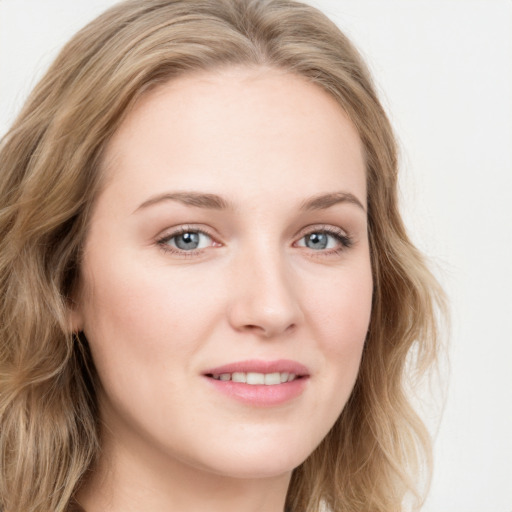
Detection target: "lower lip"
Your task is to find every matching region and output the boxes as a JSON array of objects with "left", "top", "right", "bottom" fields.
[{"left": 204, "top": 377, "right": 308, "bottom": 406}]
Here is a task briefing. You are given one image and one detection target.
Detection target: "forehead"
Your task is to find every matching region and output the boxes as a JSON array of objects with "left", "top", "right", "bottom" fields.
[{"left": 99, "top": 66, "right": 366, "bottom": 210}]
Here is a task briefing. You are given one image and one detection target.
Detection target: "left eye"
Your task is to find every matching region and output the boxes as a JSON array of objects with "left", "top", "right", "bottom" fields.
[
  {"left": 163, "top": 231, "right": 213, "bottom": 251},
  {"left": 296, "top": 231, "right": 345, "bottom": 251}
]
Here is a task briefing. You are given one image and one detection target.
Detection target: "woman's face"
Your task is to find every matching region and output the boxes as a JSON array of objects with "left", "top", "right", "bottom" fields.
[{"left": 72, "top": 67, "right": 373, "bottom": 479}]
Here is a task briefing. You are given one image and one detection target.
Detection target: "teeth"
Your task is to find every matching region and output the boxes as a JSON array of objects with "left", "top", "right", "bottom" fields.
[
  {"left": 232, "top": 372, "right": 246, "bottom": 383},
  {"left": 211, "top": 372, "right": 298, "bottom": 385},
  {"left": 264, "top": 372, "right": 281, "bottom": 385},
  {"left": 246, "top": 372, "right": 265, "bottom": 385}
]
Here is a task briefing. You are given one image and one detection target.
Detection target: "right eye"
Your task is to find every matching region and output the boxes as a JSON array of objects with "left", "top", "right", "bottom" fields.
[{"left": 157, "top": 228, "right": 218, "bottom": 254}]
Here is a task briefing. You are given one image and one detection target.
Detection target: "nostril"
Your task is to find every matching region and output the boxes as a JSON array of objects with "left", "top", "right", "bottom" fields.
[
  {"left": 242, "top": 322, "right": 296, "bottom": 337},
  {"left": 241, "top": 324, "right": 267, "bottom": 333}
]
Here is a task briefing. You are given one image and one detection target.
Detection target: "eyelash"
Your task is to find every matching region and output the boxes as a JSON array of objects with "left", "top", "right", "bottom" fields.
[
  {"left": 156, "top": 225, "right": 217, "bottom": 258},
  {"left": 156, "top": 224, "right": 353, "bottom": 258},
  {"left": 297, "top": 226, "right": 353, "bottom": 256}
]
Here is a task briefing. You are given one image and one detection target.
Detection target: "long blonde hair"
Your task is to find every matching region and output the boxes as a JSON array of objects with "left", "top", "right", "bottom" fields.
[{"left": 0, "top": 1, "right": 445, "bottom": 511}]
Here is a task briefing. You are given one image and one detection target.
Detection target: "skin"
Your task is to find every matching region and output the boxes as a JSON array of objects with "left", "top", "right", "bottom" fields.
[{"left": 71, "top": 66, "right": 373, "bottom": 512}]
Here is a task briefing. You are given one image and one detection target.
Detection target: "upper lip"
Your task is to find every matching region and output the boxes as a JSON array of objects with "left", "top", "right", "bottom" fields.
[{"left": 203, "top": 359, "right": 310, "bottom": 376}]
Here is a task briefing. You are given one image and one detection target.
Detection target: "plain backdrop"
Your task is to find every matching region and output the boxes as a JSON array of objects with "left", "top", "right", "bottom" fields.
[{"left": 1, "top": 1, "right": 511, "bottom": 511}]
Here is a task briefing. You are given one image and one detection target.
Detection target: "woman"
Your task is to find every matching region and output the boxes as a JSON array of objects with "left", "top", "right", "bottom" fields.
[{"left": 0, "top": 1, "right": 445, "bottom": 511}]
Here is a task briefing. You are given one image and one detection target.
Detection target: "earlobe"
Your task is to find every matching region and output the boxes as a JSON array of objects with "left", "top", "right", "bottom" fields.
[{"left": 67, "top": 298, "right": 85, "bottom": 334}]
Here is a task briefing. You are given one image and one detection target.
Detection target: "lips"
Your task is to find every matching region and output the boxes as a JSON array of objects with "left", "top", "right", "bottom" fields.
[{"left": 202, "top": 359, "right": 310, "bottom": 406}]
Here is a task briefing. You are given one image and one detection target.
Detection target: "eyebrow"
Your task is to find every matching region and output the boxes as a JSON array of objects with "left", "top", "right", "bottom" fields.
[
  {"left": 133, "top": 190, "right": 365, "bottom": 213},
  {"left": 134, "top": 191, "right": 233, "bottom": 212},
  {"left": 299, "top": 191, "right": 366, "bottom": 212}
]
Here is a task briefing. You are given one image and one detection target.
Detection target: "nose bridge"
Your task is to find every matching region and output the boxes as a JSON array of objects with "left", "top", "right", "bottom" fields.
[{"left": 227, "top": 235, "right": 303, "bottom": 337}]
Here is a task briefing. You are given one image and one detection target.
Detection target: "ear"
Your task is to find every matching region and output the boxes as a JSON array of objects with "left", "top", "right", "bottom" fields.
[
  {"left": 66, "top": 291, "right": 85, "bottom": 333},
  {"left": 68, "top": 304, "right": 84, "bottom": 333},
  {"left": 66, "top": 273, "right": 86, "bottom": 333}
]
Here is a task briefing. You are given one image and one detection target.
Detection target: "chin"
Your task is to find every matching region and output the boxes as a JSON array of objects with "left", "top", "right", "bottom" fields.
[
  {"left": 186, "top": 431, "right": 318, "bottom": 480},
  {"left": 205, "top": 455, "right": 303, "bottom": 480}
]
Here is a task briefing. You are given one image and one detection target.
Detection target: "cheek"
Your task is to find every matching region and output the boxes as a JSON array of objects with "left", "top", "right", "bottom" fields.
[
  {"left": 78, "top": 253, "right": 218, "bottom": 382},
  {"left": 309, "top": 264, "right": 372, "bottom": 349},
  {"left": 77, "top": 257, "right": 224, "bottom": 443},
  {"left": 305, "top": 264, "right": 372, "bottom": 401}
]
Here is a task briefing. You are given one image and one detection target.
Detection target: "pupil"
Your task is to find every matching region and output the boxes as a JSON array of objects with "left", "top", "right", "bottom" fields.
[
  {"left": 307, "top": 233, "right": 328, "bottom": 250},
  {"left": 176, "top": 232, "right": 199, "bottom": 250}
]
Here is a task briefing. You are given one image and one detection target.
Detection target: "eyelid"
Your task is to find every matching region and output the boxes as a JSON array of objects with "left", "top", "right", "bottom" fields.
[
  {"left": 294, "top": 223, "right": 348, "bottom": 239},
  {"left": 156, "top": 225, "right": 221, "bottom": 256},
  {"left": 293, "top": 224, "right": 353, "bottom": 254}
]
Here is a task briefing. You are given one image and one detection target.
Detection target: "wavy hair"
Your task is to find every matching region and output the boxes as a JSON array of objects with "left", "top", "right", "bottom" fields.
[{"left": 0, "top": 1, "right": 445, "bottom": 510}]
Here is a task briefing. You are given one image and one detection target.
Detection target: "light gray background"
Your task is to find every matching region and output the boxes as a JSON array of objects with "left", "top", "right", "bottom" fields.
[{"left": 1, "top": 1, "right": 511, "bottom": 511}]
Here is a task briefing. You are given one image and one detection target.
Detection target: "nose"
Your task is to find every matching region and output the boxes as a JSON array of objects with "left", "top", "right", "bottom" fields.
[{"left": 226, "top": 246, "right": 304, "bottom": 338}]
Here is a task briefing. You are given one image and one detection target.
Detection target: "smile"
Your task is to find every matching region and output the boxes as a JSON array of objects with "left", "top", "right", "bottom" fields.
[
  {"left": 203, "top": 359, "right": 309, "bottom": 406},
  {"left": 208, "top": 372, "right": 298, "bottom": 385}
]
